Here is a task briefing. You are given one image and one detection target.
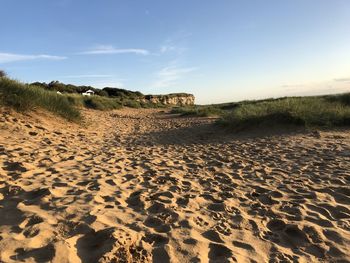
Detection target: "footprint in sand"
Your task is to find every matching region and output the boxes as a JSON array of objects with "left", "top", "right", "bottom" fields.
[
  {"left": 10, "top": 245, "right": 55, "bottom": 262},
  {"left": 142, "top": 233, "right": 169, "bottom": 246},
  {"left": 202, "top": 229, "right": 224, "bottom": 243},
  {"left": 208, "top": 243, "right": 234, "bottom": 262}
]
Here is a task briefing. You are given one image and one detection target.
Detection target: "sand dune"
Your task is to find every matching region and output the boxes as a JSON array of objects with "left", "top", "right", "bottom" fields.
[{"left": 0, "top": 107, "right": 349, "bottom": 262}]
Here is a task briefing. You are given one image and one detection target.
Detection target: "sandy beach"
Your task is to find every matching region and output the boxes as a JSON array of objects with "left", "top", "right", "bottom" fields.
[{"left": 0, "top": 108, "right": 349, "bottom": 263}]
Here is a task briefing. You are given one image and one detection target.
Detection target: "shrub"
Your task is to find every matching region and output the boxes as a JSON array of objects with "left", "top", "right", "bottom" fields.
[
  {"left": 123, "top": 100, "right": 141, "bottom": 108},
  {"left": 324, "top": 93, "right": 350, "bottom": 106},
  {"left": 0, "top": 70, "right": 6, "bottom": 78},
  {"left": 102, "top": 87, "right": 143, "bottom": 98},
  {"left": 83, "top": 96, "right": 122, "bottom": 110}
]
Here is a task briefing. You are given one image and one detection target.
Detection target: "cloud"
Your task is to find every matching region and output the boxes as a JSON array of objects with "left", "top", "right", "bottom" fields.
[
  {"left": 334, "top": 77, "right": 350, "bottom": 82},
  {"left": 157, "top": 31, "right": 192, "bottom": 55},
  {"left": 160, "top": 45, "right": 176, "bottom": 53},
  {"left": 280, "top": 84, "right": 303, "bottom": 88},
  {"left": 59, "top": 75, "right": 125, "bottom": 88},
  {"left": 153, "top": 32, "right": 195, "bottom": 88},
  {"left": 89, "top": 81, "right": 125, "bottom": 88},
  {"left": 0, "top": 52, "right": 67, "bottom": 64},
  {"left": 159, "top": 37, "right": 188, "bottom": 55},
  {"left": 80, "top": 45, "right": 149, "bottom": 55},
  {"left": 276, "top": 78, "right": 350, "bottom": 98},
  {"left": 60, "top": 74, "right": 113, "bottom": 79},
  {"left": 152, "top": 65, "right": 197, "bottom": 88}
]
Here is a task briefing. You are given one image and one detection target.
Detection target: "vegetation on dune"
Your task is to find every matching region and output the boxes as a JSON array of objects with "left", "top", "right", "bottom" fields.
[
  {"left": 31, "top": 81, "right": 108, "bottom": 96},
  {"left": 2, "top": 71, "right": 349, "bottom": 129},
  {"left": 0, "top": 77, "right": 81, "bottom": 121},
  {"left": 171, "top": 106, "right": 223, "bottom": 117},
  {"left": 173, "top": 94, "right": 350, "bottom": 129},
  {"left": 0, "top": 70, "right": 6, "bottom": 78},
  {"left": 102, "top": 87, "right": 143, "bottom": 99},
  {"left": 324, "top": 93, "right": 350, "bottom": 106},
  {"left": 31, "top": 81, "right": 144, "bottom": 99},
  {"left": 0, "top": 75, "right": 165, "bottom": 121},
  {"left": 220, "top": 96, "right": 350, "bottom": 129},
  {"left": 28, "top": 80, "right": 180, "bottom": 109},
  {"left": 122, "top": 99, "right": 141, "bottom": 108},
  {"left": 82, "top": 96, "right": 122, "bottom": 110}
]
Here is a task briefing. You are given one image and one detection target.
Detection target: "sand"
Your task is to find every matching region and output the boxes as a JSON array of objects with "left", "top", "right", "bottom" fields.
[{"left": 0, "top": 107, "right": 349, "bottom": 263}]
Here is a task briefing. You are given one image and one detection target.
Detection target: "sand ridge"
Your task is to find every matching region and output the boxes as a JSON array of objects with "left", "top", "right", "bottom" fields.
[{"left": 0, "top": 107, "right": 349, "bottom": 262}]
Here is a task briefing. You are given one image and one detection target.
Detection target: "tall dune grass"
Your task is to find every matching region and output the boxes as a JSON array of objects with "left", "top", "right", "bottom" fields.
[
  {"left": 173, "top": 93, "right": 350, "bottom": 129},
  {"left": 0, "top": 77, "right": 159, "bottom": 121},
  {"left": 220, "top": 96, "right": 350, "bottom": 129},
  {"left": 171, "top": 106, "right": 223, "bottom": 117},
  {"left": 0, "top": 77, "right": 81, "bottom": 121},
  {"left": 65, "top": 94, "right": 123, "bottom": 110}
]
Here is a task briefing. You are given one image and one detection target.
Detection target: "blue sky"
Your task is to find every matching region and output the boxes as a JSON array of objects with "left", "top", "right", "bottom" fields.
[{"left": 1, "top": 0, "right": 350, "bottom": 104}]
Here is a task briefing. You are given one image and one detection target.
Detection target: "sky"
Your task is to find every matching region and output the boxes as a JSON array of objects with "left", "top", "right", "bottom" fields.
[{"left": 1, "top": 0, "right": 350, "bottom": 104}]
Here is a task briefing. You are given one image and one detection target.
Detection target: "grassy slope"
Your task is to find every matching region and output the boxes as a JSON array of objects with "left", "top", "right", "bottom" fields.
[
  {"left": 173, "top": 93, "right": 350, "bottom": 129},
  {"left": 0, "top": 77, "right": 81, "bottom": 121},
  {"left": 2, "top": 75, "right": 349, "bottom": 129},
  {"left": 0, "top": 77, "right": 161, "bottom": 121},
  {"left": 171, "top": 106, "right": 223, "bottom": 117}
]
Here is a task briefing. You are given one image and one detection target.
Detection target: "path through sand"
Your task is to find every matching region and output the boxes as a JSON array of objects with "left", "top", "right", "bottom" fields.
[{"left": 0, "top": 108, "right": 349, "bottom": 262}]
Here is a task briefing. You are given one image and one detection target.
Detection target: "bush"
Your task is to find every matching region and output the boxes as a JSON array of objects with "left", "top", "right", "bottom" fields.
[
  {"left": 123, "top": 100, "right": 141, "bottom": 108},
  {"left": 324, "top": 93, "right": 350, "bottom": 106},
  {"left": 83, "top": 96, "right": 122, "bottom": 110},
  {"left": 102, "top": 87, "right": 143, "bottom": 98},
  {"left": 0, "top": 77, "right": 81, "bottom": 121},
  {"left": 0, "top": 70, "right": 6, "bottom": 78}
]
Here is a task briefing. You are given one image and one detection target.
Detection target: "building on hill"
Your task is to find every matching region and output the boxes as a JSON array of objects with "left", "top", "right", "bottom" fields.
[{"left": 82, "top": 90, "right": 95, "bottom": 96}]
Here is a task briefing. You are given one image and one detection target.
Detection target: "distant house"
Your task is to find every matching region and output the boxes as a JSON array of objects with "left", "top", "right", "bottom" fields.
[{"left": 82, "top": 90, "right": 95, "bottom": 96}]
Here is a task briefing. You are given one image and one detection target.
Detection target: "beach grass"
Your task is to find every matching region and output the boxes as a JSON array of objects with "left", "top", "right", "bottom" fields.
[
  {"left": 0, "top": 77, "right": 81, "bottom": 121},
  {"left": 173, "top": 93, "right": 350, "bottom": 129},
  {"left": 220, "top": 96, "right": 350, "bottom": 129},
  {"left": 171, "top": 106, "right": 223, "bottom": 117}
]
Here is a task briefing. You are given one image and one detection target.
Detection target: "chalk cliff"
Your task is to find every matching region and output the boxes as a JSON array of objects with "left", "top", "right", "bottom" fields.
[{"left": 141, "top": 93, "right": 195, "bottom": 106}]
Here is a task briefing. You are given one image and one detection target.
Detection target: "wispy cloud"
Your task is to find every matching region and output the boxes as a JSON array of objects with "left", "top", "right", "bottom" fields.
[
  {"left": 157, "top": 31, "right": 192, "bottom": 56},
  {"left": 0, "top": 52, "right": 67, "bottom": 64},
  {"left": 275, "top": 78, "right": 350, "bottom": 98},
  {"left": 89, "top": 81, "right": 125, "bottom": 88},
  {"left": 58, "top": 74, "right": 126, "bottom": 88},
  {"left": 152, "top": 31, "right": 196, "bottom": 88},
  {"left": 60, "top": 74, "right": 113, "bottom": 79},
  {"left": 159, "top": 44, "right": 187, "bottom": 55},
  {"left": 334, "top": 77, "right": 350, "bottom": 82},
  {"left": 160, "top": 45, "right": 176, "bottom": 53},
  {"left": 159, "top": 39, "right": 188, "bottom": 55},
  {"left": 152, "top": 64, "right": 197, "bottom": 88},
  {"left": 280, "top": 84, "right": 303, "bottom": 88},
  {"left": 80, "top": 45, "right": 149, "bottom": 55}
]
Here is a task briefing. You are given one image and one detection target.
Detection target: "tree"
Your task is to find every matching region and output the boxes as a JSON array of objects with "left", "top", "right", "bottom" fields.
[{"left": 0, "top": 70, "right": 7, "bottom": 78}]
